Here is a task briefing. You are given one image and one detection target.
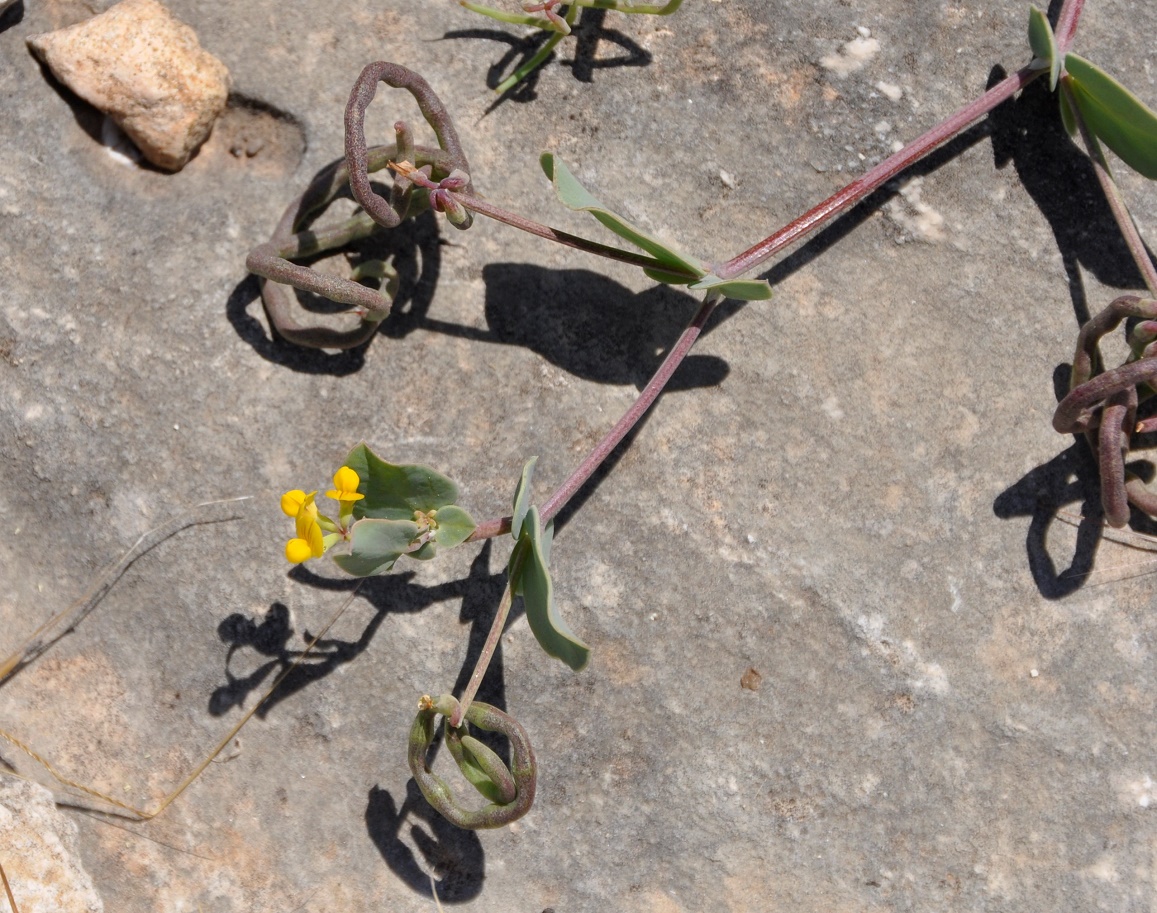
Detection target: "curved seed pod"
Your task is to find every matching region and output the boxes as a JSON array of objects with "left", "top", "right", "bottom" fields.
[
  {"left": 345, "top": 62, "right": 475, "bottom": 231},
  {"left": 446, "top": 732, "right": 518, "bottom": 805},
  {"left": 1053, "top": 295, "right": 1157, "bottom": 524},
  {"left": 1066, "top": 295, "right": 1157, "bottom": 391},
  {"left": 1053, "top": 356, "right": 1157, "bottom": 434},
  {"left": 408, "top": 694, "right": 536, "bottom": 830},
  {"left": 246, "top": 143, "right": 457, "bottom": 349},
  {"left": 1096, "top": 386, "right": 1136, "bottom": 528}
]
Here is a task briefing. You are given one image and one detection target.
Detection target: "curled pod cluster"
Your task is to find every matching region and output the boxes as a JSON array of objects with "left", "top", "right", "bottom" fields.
[
  {"left": 1053, "top": 294, "right": 1157, "bottom": 525},
  {"left": 408, "top": 694, "right": 537, "bottom": 830}
]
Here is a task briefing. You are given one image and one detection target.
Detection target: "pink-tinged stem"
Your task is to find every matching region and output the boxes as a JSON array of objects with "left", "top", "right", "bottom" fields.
[
  {"left": 716, "top": 64, "right": 1040, "bottom": 281},
  {"left": 540, "top": 292, "right": 722, "bottom": 525},
  {"left": 1054, "top": 0, "right": 1086, "bottom": 51},
  {"left": 464, "top": 292, "right": 722, "bottom": 543},
  {"left": 449, "top": 547, "right": 523, "bottom": 728},
  {"left": 452, "top": 191, "right": 699, "bottom": 279}
]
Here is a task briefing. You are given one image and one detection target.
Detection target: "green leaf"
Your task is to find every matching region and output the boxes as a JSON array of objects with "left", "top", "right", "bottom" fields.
[
  {"left": 332, "top": 517, "right": 419, "bottom": 577},
  {"left": 515, "top": 506, "right": 590, "bottom": 671},
  {"left": 410, "top": 541, "right": 438, "bottom": 561},
  {"left": 1027, "top": 6, "right": 1060, "bottom": 91},
  {"left": 343, "top": 443, "right": 460, "bottom": 521},
  {"left": 688, "top": 274, "right": 773, "bottom": 301},
  {"left": 541, "top": 153, "right": 706, "bottom": 282},
  {"left": 1064, "top": 53, "right": 1157, "bottom": 179},
  {"left": 511, "top": 456, "right": 537, "bottom": 541},
  {"left": 432, "top": 505, "right": 477, "bottom": 551},
  {"left": 1059, "top": 83, "right": 1078, "bottom": 137},
  {"left": 405, "top": 505, "right": 477, "bottom": 561}
]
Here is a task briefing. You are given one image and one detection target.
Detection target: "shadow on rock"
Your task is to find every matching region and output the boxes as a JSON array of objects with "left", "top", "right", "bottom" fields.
[
  {"left": 988, "top": 65, "right": 1156, "bottom": 326},
  {"left": 0, "top": 1, "right": 23, "bottom": 34},
  {"left": 366, "top": 779, "right": 485, "bottom": 902},
  {"left": 443, "top": 6, "right": 650, "bottom": 110},
  {"left": 994, "top": 364, "right": 1157, "bottom": 597},
  {"left": 420, "top": 264, "right": 740, "bottom": 390},
  {"left": 209, "top": 542, "right": 506, "bottom": 720}
]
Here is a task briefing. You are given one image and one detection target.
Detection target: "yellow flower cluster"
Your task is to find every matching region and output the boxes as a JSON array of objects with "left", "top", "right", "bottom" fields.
[{"left": 281, "top": 466, "right": 365, "bottom": 564}]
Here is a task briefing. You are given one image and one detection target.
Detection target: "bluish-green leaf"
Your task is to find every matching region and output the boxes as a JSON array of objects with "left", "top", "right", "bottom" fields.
[
  {"left": 1028, "top": 6, "right": 1060, "bottom": 91},
  {"left": 642, "top": 266, "right": 699, "bottom": 286},
  {"left": 409, "top": 541, "right": 438, "bottom": 561},
  {"left": 333, "top": 517, "right": 419, "bottom": 577},
  {"left": 432, "top": 505, "right": 477, "bottom": 551},
  {"left": 511, "top": 456, "right": 537, "bottom": 541},
  {"left": 343, "top": 443, "right": 460, "bottom": 521},
  {"left": 1059, "top": 83, "right": 1078, "bottom": 137},
  {"left": 541, "top": 153, "right": 705, "bottom": 282},
  {"left": 406, "top": 505, "right": 477, "bottom": 561},
  {"left": 516, "top": 506, "right": 590, "bottom": 671},
  {"left": 1064, "top": 53, "right": 1157, "bottom": 179},
  {"left": 688, "top": 274, "right": 773, "bottom": 301}
]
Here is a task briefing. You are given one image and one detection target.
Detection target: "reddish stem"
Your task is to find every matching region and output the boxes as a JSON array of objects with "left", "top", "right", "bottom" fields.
[{"left": 716, "top": 64, "right": 1040, "bottom": 280}]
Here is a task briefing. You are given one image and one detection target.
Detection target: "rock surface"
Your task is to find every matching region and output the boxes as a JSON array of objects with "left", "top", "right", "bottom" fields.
[
  {"left": 0, "top": 779, "right": 103, "bottom": 913},
  {"left": 26, "top": 0, "right": 229, "bottom": 171}
]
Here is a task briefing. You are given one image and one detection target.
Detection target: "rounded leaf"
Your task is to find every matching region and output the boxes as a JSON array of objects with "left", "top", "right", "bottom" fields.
[
  {"left": 432, "top": 504, "right": 477, "bottom": 550},
  {"left": 1027, "top": 6, "right": 1060, "bottom": 91},
  {"left": 343, "top": 443, "right": 461, "bottom": 520},
  {"left": 332, "top": 517, "right": 420, "bottom": 577}
]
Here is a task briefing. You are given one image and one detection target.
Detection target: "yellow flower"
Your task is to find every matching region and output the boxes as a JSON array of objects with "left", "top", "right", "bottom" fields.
[
  {"left": 281, "top": 489, "right": 326, "bottom": 563},
  {"left": 285, "top": 507, "right": 325, "bottom": 563},
  {"left": 280, "top": 489, "right": 316, "bottom": 517},
  {"left": 327, "top": 466, "right": 365, "bottom": 502},
  {"left": 285, "top": 537, "right": 314, "bottom": 564}
]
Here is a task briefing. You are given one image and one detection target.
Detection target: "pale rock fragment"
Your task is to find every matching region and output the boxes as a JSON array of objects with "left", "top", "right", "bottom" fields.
[
  {"left": 0, "top": 778, "right": 104, "bottom": 912},
  {"left": 819, "top": 36, "right": 880, "bottom": 78},
  {"left": 27, "top": 0, "right": 230, "bottom": 171}
]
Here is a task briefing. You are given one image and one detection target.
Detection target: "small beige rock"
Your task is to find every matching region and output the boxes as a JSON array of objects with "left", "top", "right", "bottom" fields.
[
  {"left": 27, "top": 0, "right": 230, "bottom": 171},
  {"left": 0, "top": 778, "right": 104, "bottom": 913}
]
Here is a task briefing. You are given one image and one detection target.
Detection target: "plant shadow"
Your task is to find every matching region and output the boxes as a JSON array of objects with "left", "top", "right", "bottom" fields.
[
  {"left": 986, "top": 49, "right": 1157, "bottom": 592},
  {"left": 420, "top": 263, "right": 741, "bottom": 390},
  {"left": 987, "top": 66, "right": 1156, "bottom": 326},
  {"left": 994, "top": 366, "right": 1157, "bottom": 598},
  {"left": 443, "top": 6, "right": 650, "bottom": 109},
  {"left": 209, "top": 540, "right": 519, "bottom": 899}
]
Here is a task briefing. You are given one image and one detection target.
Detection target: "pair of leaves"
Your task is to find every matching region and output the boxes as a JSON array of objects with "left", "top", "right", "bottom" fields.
[
  {"left": 332, "top": 443, "right": 476, "bottom": 576},
  {"left": 1029, "top": 6, "right": 1157, "bottom": 179},
  {"left": 508, "top": 458, "right": 590, "bottom": 671},
  {"left": 540, "top": 153, "right": 773, "bottom": 302}
]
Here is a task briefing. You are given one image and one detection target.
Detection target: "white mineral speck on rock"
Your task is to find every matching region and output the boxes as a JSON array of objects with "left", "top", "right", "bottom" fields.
[
  {"left": 819, "top": 36, "right": 880, "bottom": 78},
  {"left": 27, "top": 0, "right": 230, "bottom": 171},
  {"left": 875, "top": 80, "right": 904, "bottom": 101},
  {"left": 0, "top": 779, "right": 104, "bottom": 912}
]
